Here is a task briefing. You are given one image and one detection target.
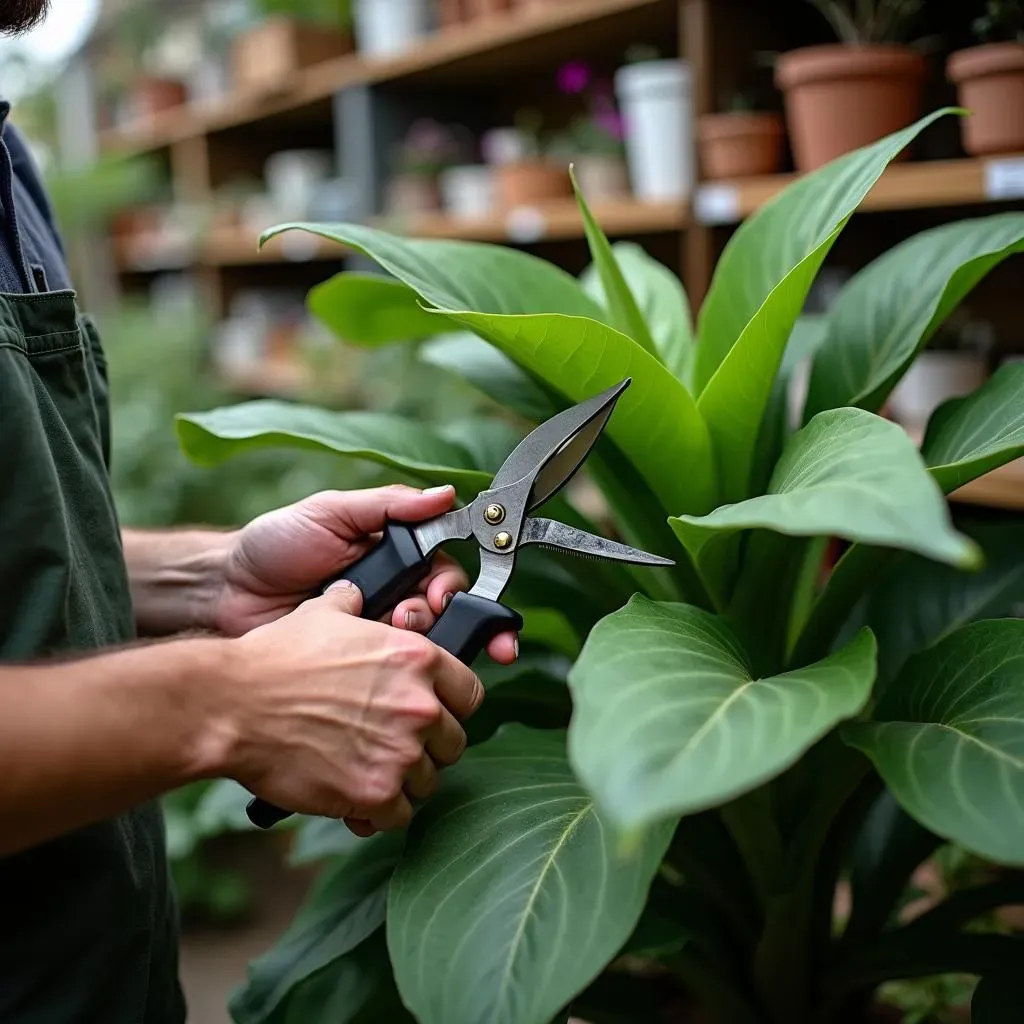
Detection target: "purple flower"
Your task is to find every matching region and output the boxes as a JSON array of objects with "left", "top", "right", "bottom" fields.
[{"left": 557, "top": 61, "right": 592, "bottom": 95}]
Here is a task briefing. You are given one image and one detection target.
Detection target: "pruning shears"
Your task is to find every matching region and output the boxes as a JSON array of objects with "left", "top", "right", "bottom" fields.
[{"left": 247, "top": 378, "right": 674, "bottom": 829}]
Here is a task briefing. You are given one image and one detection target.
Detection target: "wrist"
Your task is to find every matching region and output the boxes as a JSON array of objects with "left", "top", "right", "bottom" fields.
[{"left": 124, "top": 529, "right": 237, "bottom": 637}]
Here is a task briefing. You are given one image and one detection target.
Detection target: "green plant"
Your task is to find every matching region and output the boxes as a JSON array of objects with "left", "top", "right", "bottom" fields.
[
  {"left": 254, "top": 0, "right": 353, "bottom": 27},
  {"left": 973, "top": 0, "right": 1024, "bottom": 42},
  {"left": 177, "top": 109, "right": 1024, "bottom": 1024},
  {"left": 805, "top": 0, "right": 923, "bottom": 44},
  {"left": 392, "top": 119, "right": 472, "bottom": 178}
]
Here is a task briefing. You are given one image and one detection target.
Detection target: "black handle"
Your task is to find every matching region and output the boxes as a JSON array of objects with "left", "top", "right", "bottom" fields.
[
  {"left": 426, "top": 592, "right": 524, "bottom": 666},
  {"left": 325, "top": 522, "right": 431, "bottom": 623},
  {"left": 245, "top": 591, "right": 522, "bottom": 830}
]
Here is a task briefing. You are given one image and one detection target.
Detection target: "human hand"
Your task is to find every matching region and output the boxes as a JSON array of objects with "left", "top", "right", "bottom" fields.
[
  {"left": 217, "top": 583, "right": 482, "bottom": 833},
  {"left": 213, "top": 484, "right": 518, "bottom": 665}
]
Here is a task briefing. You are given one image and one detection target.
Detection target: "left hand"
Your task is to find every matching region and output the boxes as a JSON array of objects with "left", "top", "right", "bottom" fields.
[{"left": 212, "top": 484, "right": 518, "bottom": 665}]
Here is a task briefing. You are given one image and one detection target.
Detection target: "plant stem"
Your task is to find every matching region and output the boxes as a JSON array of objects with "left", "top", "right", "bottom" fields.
[
  {"left": 897, "top": 877, "right": 1024, "bottom": 936},
  {"left": 721, "top": 789, "right": 787, "bottom": 909},
  {"left": 789, "top": 546, "right": 895, "bottom": 669}
]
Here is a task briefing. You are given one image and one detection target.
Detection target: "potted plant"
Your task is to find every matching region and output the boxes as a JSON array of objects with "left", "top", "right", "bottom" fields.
[
  {"left": 554, "top": 62, "right": 631, "bottom": 201},
  {"left": 178, "top": 110, "right": 1024, "bottom": 1024},
  {"left": 698, "top": 92, "right": 787, "bottom": 180},
  {"left": 488, "top": 109, "right": 573, "bottom": 210},
  {"left": 948, "top": 0, "right": 1024, "bottom": 156},
  {"left": 614, "top": 43, "right": 695, "bottom": 200},
  {"left": 232, "top": 0, "right": 353, "bottom": 95},
  {"left": 776, "top": 0, "right": 927, "bottom": 172},
  {"left": 385, "top": 120, "right": 468, "bottom": 217},
  {"left": 353, "top": 0, "right": 431, "bottom": 57}
]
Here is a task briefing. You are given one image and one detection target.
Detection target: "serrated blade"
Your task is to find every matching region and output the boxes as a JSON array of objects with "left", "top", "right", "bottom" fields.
[{"left": 519, "top": 518, "right": 675, "bottom": 567}]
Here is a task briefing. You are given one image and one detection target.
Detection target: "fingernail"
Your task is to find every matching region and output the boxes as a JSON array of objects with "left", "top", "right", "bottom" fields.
[
  {"left": 404, "top": 609, "right": 424, "bottom": 631},
  {"left": 326, "top": 579, "right": 357, "bottom": 593},
  {"left": 442, "top": 592, "right": 453, "bottom": 610},
  {"left": 423, "top": 484, "right": 454, "bottom": 496},
  {"left": 513, "top": 636, "right": 520, "bottom": 659}
]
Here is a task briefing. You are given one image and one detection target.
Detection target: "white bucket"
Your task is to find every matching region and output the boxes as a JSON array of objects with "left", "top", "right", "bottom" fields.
[
  {"left": 615, "top": 59, "right": 694, "bottom": 201},
  {"left": 440, "top": 165, "right": 496, "bottom": 218},
  {"left": 354, "top": 0, "right": 431, "bottom": 57}
]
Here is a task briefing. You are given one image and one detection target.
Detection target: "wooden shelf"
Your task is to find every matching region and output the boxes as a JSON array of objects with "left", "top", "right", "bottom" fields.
[
  {"left": 385, "top": 197, "right": 688, "bottom": 243},
  {"left": 951, "top": 459, "right": 1024, "bottom": 512},
  {"left": 694, "top": 156, "right": 1024, "bottom": 226},
  {"left": 100, "top": 0, "right": 667, "bottom": 156}
]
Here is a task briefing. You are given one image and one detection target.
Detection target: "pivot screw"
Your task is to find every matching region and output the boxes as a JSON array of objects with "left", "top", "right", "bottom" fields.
[
  {"left": 484, "top": 503, "right": 506, "bottom": 525},
  {"left": 494, "top": 532, "right": 513, "bottom": 550}
]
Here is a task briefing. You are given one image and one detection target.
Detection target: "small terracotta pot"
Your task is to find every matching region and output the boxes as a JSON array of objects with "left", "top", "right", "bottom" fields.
[
  {"left": 384, "top": 172, "right": 441, "bottom": 216},
  {"left": 573, "top": 154, "right": 631, "bottom": 201},
  {"left": 698, "top": 112, "right": 786, "bottom": 179},
  {"left": 775, "top": 45, "right": 927, "bottom": 172},
  {"left": 495, "top": 161, "right": 571, "bottom": 208},
  {"left": 948, "top": 42, "right": 1024, "bottom": 157},
  {"left": 132, "top": 76, "right": 188, "bottom": 120}
]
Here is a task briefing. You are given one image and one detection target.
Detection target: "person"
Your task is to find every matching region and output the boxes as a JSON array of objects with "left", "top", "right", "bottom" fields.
[{"left": 0, "top": 2, "right": 518, "bottom": 1021}]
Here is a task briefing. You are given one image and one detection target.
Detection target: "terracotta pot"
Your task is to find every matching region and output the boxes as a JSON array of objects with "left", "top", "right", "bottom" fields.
[
  {"left": 132, "top": 76, "right": 188, "bottom": 120},
  {"left": 775, "top": 45, "right": 927, "bottom": 172},
  {"left": 573, "top": 154, "right": 631, "bottom": 201},
  {"left": 232, "top": 16, "right": 353, "bottom": 95},
  {"left": 384, "top": 172, "right": 441, "bottom": 216},
  {"left": 948, "top": 42, "right": 1024, "bottom": 156},
  {"left": 495, "top": 160, "right": 572, "bottom": 208},
  {"left": 698, "top": 111, "right": 786, "bottom": 179}
]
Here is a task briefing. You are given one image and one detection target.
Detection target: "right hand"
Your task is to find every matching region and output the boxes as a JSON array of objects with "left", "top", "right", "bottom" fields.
[{"left": 218, "top": 580, "right": 482, "bottom": 834}]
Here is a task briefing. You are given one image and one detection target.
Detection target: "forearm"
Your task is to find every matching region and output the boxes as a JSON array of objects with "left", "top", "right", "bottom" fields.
[
  {"left": 0, "top": 638, "right": 236, "bottom": 856},
  {"left": 123, "top": 528, "right": 235, "bottom": 637}
]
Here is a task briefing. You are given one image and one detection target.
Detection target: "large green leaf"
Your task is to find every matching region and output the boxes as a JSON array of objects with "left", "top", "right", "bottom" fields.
[
  {"left": 571, "top": 169, "right": 657, "bottom": 357},
  {"left": 567, "top": 595, "right": 877, "bottom": 830},
  {"left": 231, "top": 832, "right": 403, "bottom": 1024},
  {"left": 309, "top": 272, "right": 446, "bottom": 346},
  {"left": 582, "top": 243, "right": 693, "bottom": 382},
  {"left": 671, "top": 409, "right": 980, "bottom": 602},
  {"left": 260, "top": 222, "right": 717, "bottom": 516},
  {"left": 694, "top": 111, "right": 952, "bottom": 503},
  {"left": 845, "top": 620, "right": 1024, "bottom": 867},
  {"left": 862, "top": 520, "right": 1024, "bottom": 684},
  {"left": 176, "top": 401, "right": 494, "bottom": 493},
  {"left": 387, "top": 726, "right": 672, "bottom": 1024},
  {"left": 805, "top": 214, "right": 1024, "bottom": 419},
  {"left": 923, "top": 363, "right": 1024, "bottom": 492},
  {"left": 420, "top": 334, "right": 557, "bottom": 421}
]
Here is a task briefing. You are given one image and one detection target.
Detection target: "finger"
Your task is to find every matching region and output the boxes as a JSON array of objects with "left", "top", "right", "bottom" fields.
[
  {"left": 425, "top": 707, "right": 468, "bottom": 767},
  {"left": 486, "top": 631, "right": 519, "bottom": 666},
  {"left": 392, "top": 596, "right": 435, "bottom": 634},
  {"left": 319, "top": 579, "right": 364, "bottom": 616},
  {"left": 345, "top": 818, "right": 376, "bottom": 839},
  {"left": 305, "top": 484, "right": 457, "bottom": 539},
  {"left": 432, "top": 651, "right": 485, "bottom": 720},
  {"left": 367, "top": 793, "right": 414, "bottom": 833},
  {"left": 404, "top": 752, "right": 439, "bottom": 801},
  {"left": 424, "top": 563, "right": 470, "bottom": 616}
]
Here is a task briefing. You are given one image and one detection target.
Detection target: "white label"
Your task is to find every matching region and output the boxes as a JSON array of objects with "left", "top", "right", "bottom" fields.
[
  {"left": 985, "top": 158, "right": 1024, "bottom": 201},
  {"left": 505, "top": 207, "right": 547, "bottom": 244},
  {"left": 694, "top": 184, "right": 741, "bottom": 225}
]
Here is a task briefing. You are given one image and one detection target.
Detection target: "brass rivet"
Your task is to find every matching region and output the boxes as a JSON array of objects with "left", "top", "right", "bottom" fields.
[
  {"left": 494, "top": 532, "right": 513, "bottom": 550},
  {"left": 484, "top": 503, "right": 506, "bottom": 525}
]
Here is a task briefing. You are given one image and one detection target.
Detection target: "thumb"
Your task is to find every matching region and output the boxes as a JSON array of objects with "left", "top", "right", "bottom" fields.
[{"left": 322, "top": 579, "right": 365, "bottom": 616}]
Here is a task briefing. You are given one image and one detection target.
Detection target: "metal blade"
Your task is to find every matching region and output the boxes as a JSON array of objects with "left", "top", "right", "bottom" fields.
[
  {"left": 520, "top": 518, "right": 675, "bottom": 567},
  {"left": 413, "top": 507, "right": 473, "bottom": 557},
  {"left": 490, "top": 379, "right": 630, "bottom": 511}
]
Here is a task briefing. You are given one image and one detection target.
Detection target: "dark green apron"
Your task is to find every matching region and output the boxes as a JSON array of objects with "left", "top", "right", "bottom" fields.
[{"left": 0, "top": 290, "right": 184, "bottom": 1023}]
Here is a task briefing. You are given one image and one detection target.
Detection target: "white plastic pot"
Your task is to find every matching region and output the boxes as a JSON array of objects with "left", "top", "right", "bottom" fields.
[
  {"left": 615, "top": 59, "right": 694, "bottom": 201},
  {"left": 264, "top": 150, "right": 334, "bottom": 220},
  {"left": 440, "top": 165, "right": 495, "bottom": 218},
  {"left": 889, "top": 351, "right": 989, "bottom": 429},
  {"left": 354, "top": 0, "right": 431, "bottom": 57}
]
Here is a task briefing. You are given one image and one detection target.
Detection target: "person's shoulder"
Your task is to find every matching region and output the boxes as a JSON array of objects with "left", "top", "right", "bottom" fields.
[{"left": 4, "top": 122, "right": 62, "bottom": 243}]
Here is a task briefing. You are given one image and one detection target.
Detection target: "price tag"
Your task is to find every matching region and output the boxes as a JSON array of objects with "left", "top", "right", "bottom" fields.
[
  {"left": 505, "top": 207, "right": 547, "bottom": 244},
  {"left": 985, "top": 158, "right": 1024, "bottom": 202},
  {"left": 694, "top": 184, "right": 741, "bottom": 226}
]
